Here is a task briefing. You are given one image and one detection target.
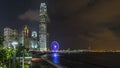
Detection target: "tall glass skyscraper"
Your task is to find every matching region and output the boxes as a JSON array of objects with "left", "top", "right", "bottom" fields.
[{"left": 39, "top": 2, "right": 49, "bottom": 51}]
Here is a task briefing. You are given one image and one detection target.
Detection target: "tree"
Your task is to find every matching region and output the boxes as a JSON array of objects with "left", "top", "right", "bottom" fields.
[{"left": 0, "top": 48, "right": 14, "bottom": 68}]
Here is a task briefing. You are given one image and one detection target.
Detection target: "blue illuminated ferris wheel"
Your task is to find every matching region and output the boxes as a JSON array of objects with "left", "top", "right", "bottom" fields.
[{"left": 51, "top": 41, "right": 59, "bottom": 51}]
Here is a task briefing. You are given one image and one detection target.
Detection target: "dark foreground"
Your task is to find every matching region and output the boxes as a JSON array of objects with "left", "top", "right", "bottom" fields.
[
  {"left": 30, "top": 58, "right": 56, "bottom": 68},
  {"left": 31, "top": 52, "right": 120, "bottom": 68}
]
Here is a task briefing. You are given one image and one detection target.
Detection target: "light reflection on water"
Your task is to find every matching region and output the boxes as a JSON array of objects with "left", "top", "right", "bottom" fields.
[{"left": 51, "top": 53, "right": 59, "bottom": 64}]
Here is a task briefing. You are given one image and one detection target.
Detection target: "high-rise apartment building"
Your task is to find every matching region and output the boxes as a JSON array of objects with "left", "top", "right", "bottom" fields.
[{"left": 3, "top": 27, "right": 18, "bottom": 47}]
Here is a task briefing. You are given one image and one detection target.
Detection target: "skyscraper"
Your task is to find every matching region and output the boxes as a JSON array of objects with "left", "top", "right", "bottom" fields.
[
  {"left": 23, "top": 25, "right": 29, "bottom": 48},
  {"left": 39, "top": 2, "right": 49, "bottom": 51},
  {"left": 3, "top": 27, "right": 18, "bottom": 47},
  {"left": 31, "top": 31, "right": 38, "bottom": 49},
  {"left": 23, "top": 25, "right": 29, "bottom": 37}
]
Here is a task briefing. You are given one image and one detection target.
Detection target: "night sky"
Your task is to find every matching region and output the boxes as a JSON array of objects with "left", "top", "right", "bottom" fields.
[{"left": 0, "top": 0, "right": 120, "bottom": 50}]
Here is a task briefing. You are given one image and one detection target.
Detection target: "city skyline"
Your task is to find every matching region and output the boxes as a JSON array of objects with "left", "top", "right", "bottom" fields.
[{"left": 1, "top": 0, "right": 120, "bottom": 50}]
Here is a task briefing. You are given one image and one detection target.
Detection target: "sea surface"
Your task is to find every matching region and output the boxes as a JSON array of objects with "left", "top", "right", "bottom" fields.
[{"left": 47, "top": 52, "right": 120, "bottom": 68}]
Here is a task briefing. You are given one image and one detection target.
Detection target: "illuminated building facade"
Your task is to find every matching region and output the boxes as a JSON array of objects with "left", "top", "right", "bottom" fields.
[
  {"left": 23, "top": 25, "right": 29, "bottom": 37},
  {"left": 39, "top": 2, "right": 49, "bottom": 51},
  {"left": 32, "top": 31, "right": 37, "bottom": 38},
  {"left": 3, "top": 27, "right": 18, "bottom": 47},
  {"left": 4, "top": 28, "right": 13, "bottom": 41},
  {"left": 18, "top": 31, "right": 24, "bottom": 46},
  {"left": 31, "top": 31, "right": 38, "bottom": 49},
  {"left": 23, "top": 25, "right": 29, "bottom": 48}
]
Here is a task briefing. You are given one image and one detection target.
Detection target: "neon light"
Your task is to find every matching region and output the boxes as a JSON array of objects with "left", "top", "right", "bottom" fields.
[{"left": 51, "top": 41, "right": 59, "bottom": 52}]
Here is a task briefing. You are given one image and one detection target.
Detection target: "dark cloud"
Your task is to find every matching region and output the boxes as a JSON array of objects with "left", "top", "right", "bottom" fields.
[
  {"left": 19, "top": 10, "right": 39, "bottom": 22},
  {"left": 47, "top": 0, "right": 120, "bottom": 50},
  {"left": 81, "top": 0, "right": 120, "bottom": 23}
]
